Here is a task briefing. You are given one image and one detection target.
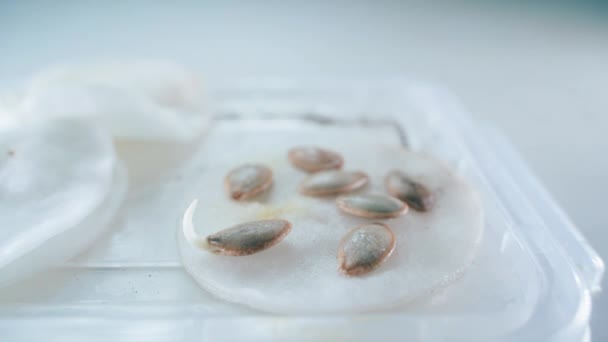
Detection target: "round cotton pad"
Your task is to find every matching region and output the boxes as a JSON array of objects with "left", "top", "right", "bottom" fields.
[
  {"left": 20, "top": 61, "right": 208, "bottom": 142},
  {"left": 6, "top": 61, "right": 209, "bottom": 191},
  {"left": 177, "top": 120, "right": 483, "bottom": 313},
  {"left": 0, "top": 119, "right": 126, "bottom": 287}
]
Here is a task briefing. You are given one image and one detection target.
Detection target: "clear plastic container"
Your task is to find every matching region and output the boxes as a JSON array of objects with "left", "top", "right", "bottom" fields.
[{"left": 0, "top": 80, "right": 603, "bottom": 341}]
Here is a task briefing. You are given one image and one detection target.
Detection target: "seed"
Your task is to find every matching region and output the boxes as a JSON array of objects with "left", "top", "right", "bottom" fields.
[
  {"left": 299, "top": 170, "right": 368, "bottom": 197},
  {"left": 338, "top": 223, "right": 396, "bottom": 276},
  {"left": 385, "top": 170, "right": 434, "bottom": 212},
  {"left": 225, "top": 164, "right": 273, "bottom": 201},
  {"left": 336, "top": 194, "right": 408, "bottom": 219},
  {"left": 207, "top": 219, "right": 292, "bottom": 256},
  {"left": 288, "top": 146, "right": 343, "bottom": 173}
]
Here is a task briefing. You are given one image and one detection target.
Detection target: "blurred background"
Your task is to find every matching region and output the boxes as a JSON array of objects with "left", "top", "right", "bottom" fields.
[{"left": 1, "top": 0, "right": 607, "bottom": 339}]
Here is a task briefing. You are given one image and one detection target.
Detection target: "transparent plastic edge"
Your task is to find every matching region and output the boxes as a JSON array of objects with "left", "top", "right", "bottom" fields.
[
  {"left": 410, "top": 84, "right": 601, "bottom": 341},
  {"left": 482, "top": 127, "right": 604, "bottom": 294},
  {"left": 1, "top": 79, "right": 600, "bottom": 342},
  {"left": 406, "top": 83, "right": 603, "bottom": 293},
  {"left": 208, "top": 78, "right": 601, "bottom": 340}
]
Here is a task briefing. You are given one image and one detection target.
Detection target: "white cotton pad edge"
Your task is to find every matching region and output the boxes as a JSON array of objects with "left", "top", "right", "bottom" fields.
[
  {"left": 9, "top": 61, "right": 210, "bottom": 192},
  {"left": 4, "top": 61, "right": 209, "bottom": 143},
  {"left": 176, "top": 121, "right": 484, "bottom": 314},
  {"left": 0, "top": 118, "right": 124, "bottom": 287},
  {"left": 0, "top": 164, "right": 127, "bottom": 287}
]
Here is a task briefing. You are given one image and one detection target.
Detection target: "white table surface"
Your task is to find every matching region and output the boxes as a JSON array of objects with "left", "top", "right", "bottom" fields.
[{"left": 1, "top": 1, "right": 607, "bottom": 340}]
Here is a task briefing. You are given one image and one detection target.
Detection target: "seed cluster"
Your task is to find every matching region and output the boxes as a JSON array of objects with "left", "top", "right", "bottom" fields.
[{"left": 202, "top": 146, "right": 435, "bottom": 277}]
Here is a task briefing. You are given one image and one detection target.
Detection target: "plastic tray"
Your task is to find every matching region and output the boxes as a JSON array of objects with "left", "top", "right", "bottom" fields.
[{"left": 0, "top": 80, "right": 603, "bottom": 341}]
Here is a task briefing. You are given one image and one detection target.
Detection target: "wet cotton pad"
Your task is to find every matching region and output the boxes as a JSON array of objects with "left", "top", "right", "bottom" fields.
[
  {"left": 0, "top": 119, "right": 126, "bottom": 287},
  {"left": 177, "top": 120, "right": 483, "bottom": 314},
  {"left": 4, "top": 61, "right": 209, "bottom": 190}
]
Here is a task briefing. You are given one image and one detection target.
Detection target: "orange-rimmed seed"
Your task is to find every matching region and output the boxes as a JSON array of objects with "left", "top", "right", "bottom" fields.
[
  {"left": 288, "top": 146, "right": 343, "bottom": 173},
  {"left": 207, "top": 219, "right": 292, "bottom": 256},
  {"left": 385, "top": 170, "right": 434, "bottom": 212},
  {"left": 337, "top": 194, "right": 408, "bottom": 219},
  {"left": 338, "top": 223, "right": 396, "bottom": 276},
  {"left": 225, "top": 164, "right": 273, "bottom": 201},
  {"left": 299, "top": 170, "right": 368, "bottom": 197}
]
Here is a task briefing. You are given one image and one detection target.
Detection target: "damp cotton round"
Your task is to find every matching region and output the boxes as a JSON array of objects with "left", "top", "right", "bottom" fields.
[
  {"left": 3, "top": 61, "right": 209, "bottom": 190},
  {"left": 177, "top": 120, "right": 484, "bottom": 314},
  {"left": 20, "top": 61, "right": 207, "bottom": 142},
  {"left": 0, "top": 118, "right": 126, "bottom": 287}
]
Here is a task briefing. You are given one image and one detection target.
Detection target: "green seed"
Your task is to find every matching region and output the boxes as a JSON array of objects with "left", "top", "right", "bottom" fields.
[
  {"left": 385, "top": 170, "right": 434, "bottom": 212},
  {"left": 299, "top": 170, "right": 368, "bottom": 197},
  {"left": 338, "top": 223, "right": 396, "bottom": 276},
  {"left": 288, "top": 146, "right": 343, "bottom": 173},
  {"left": 207, "top": 219, "right": 292, "bottom": 256},
  {"left": 337, "top": 194, "right": 408, "bottom": 219},
  {"left": 225, "top": 164, "right": 273, "bottom": 201}
]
